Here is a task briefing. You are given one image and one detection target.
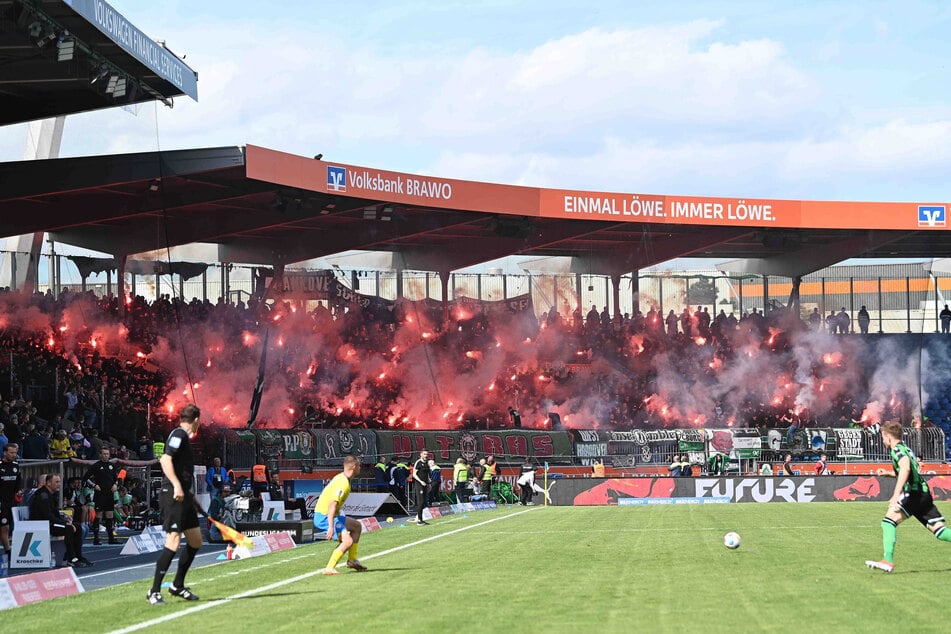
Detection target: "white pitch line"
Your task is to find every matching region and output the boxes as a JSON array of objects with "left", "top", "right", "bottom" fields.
[{"left": 106, "top": 507, "right": 541, "bottom": 634}]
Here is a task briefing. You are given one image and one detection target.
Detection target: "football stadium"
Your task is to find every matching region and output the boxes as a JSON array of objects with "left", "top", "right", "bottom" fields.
[{"left": 1, "top": 2, "right": 951, "bottom": 633}]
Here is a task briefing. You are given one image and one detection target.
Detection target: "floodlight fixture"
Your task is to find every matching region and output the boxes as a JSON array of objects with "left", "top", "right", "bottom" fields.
[
  {"left": 56, "top": 37, "right": 74, "bottom": 61},
  {"left": 90, "top": 64, "right": 110, "bottom": 84}
]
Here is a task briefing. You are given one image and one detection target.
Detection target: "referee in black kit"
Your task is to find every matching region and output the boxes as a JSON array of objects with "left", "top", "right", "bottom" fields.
[
  {"left": 148, "top": 404, "right": 203, "bottom": 605},
  {"left": 82, "top": 447, "right": 119, "bottom": 545},
  {"left": 412, "top": 449, "right": 431, "bottom": 526}
]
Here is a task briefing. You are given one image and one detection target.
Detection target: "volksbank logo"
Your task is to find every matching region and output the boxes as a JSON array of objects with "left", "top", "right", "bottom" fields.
[
  {"left": 918, "top": 205, "right": 946, "bottom": 227},
  {"left": 327, "top": 166, "right": 347, "bottom": 193}
]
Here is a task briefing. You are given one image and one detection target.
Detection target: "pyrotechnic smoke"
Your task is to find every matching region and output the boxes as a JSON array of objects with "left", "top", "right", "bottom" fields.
[{"left": 9, "top": 291, "right": 940, "bottom": 433}]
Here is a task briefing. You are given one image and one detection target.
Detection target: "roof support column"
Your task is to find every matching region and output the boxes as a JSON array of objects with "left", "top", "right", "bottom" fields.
[
  {"left": 611, "top": 274, "right": 621, "bottom": 319},
  {"left": 20, "top": 232, "right": 44, "bottom": 295},
  {"left": 116, "top": 254, "right": 127, "bottom": 317},
  {"left": 439, "top": 270, "right": 451, "bottom": 326},
  {"left": 263, "top": 262, "right": 285, "bottom": 303},
  {"left": 787, "top": 275, "right": 801, "bottom": 315},
  {"left": 631, "top": 270, "right": 640, "bottom": 315}
]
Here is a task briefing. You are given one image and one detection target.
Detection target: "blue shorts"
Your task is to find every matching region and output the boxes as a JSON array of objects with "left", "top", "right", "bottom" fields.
[{"left": 313, "top": 512, "right": 347, "bottom": 538}]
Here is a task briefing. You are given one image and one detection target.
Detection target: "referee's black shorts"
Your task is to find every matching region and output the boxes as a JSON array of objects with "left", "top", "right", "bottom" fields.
[
  {"left": 160, "top": 487, "right": 200, "bottom": 533},
  {"left": 94, "top": 491, "right": 115, "bottom": 513}
]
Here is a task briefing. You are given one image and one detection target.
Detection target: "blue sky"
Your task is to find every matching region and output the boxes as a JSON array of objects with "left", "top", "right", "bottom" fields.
[{"left": 3, "top": 0, "right": 951, "bottom": 203}]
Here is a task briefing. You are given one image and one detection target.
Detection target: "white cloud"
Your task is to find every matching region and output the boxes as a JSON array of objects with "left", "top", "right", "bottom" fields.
[{"left": 2, "top": 15, "right": 951, "bottom": 203}]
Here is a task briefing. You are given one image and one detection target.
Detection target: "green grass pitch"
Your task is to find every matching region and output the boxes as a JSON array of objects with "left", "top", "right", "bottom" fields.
[{"left": 6, "top": 503, "right": 950, "bottom": 633}]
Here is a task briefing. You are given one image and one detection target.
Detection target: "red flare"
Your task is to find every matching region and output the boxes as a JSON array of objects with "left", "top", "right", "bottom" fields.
[
  {"left": 206, "top": 359, "right": 212, "bottom": 368},
  {"left": 694, "top": 336, "right": 706, "bottom": 346},
  {"left": 136, "top": 351, "right": 146, "bottom": 359}
]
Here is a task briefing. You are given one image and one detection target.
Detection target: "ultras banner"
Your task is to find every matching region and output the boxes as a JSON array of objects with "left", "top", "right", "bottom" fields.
[{"left": 376, "top": 430, "right": 573, "bottom": 464}]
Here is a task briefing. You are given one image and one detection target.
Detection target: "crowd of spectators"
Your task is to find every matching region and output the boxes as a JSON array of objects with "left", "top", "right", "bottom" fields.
[{"left": 0, "top": 284, "right": 917, "bottom": 445}]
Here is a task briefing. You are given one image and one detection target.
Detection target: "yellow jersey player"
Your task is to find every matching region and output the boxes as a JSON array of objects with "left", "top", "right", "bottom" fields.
[{"left": 315, "top": 455, "right": 368, "bottom": 574}]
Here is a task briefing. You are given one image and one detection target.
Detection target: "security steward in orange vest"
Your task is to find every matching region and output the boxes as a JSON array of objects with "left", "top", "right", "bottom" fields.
[{"left": 251, "top": 463, "right": 271, "bottom": 497}]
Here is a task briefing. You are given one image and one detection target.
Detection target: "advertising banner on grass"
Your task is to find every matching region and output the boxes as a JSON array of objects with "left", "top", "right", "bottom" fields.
[
  {"left": 0, "top": 568, "right": 84, "bottom": 610},
  {"left": 563, "top": 474, "right": 951, "bottom": 506}
]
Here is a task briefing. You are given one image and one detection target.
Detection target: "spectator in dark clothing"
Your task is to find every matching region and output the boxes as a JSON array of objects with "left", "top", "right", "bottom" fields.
[
  {"left": 783, "top": 454, "right": 795, "bottom": 476},
  {"left": 941, "top": 305, "right": 951, "bottom": 334},
  {"left": 857, "top": 306, "right": 871, "bottom": 334},
  {"left": 29, "top": 474, "right": 89, "bottom": 567},
  {"left": 136, "top": 435, "right": 154, "bottom": 460},
  {"left": 21, "top": 424, "right": 49, "bottom": 459},
  {"left": 427, "top": 458, "right": 442, "bottom": 506},
  {"left": 267, "top": 471, "right": 309, "bottom": 519}
]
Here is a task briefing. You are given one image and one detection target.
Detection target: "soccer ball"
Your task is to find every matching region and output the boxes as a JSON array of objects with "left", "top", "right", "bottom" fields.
[{"left": 723, "top": 532, "right": 741, "bottom": 549}]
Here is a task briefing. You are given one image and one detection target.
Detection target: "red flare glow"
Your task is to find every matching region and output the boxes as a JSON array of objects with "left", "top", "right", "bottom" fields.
[
  {"left": 206, "top": 359, "right": 212, "bottom": 368},
  {"left": 90, "top": 339, "right": 97, "bottom": 349},
  {"left": 47, "top": 337, "right": 55, "bottom": 348},
  {"left": 277, "top": 337, "right": 284, "bottom": 347},
  {"left": 288, "top": 408, "right": 295, "bottom": 415},
  {"left": 694, "top": 337, "right": 706, "bottom": 346},
  {"left": 136, "top": 351, "right": 146, "bottom": 359},
  {"left": 59, "top": 325, "right": 67, "bottom": 332}
]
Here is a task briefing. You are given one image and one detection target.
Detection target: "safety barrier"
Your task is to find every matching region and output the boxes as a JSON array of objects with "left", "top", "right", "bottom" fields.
[{"left": 218, "top": 426, "right": 946, "bottom": 471}]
